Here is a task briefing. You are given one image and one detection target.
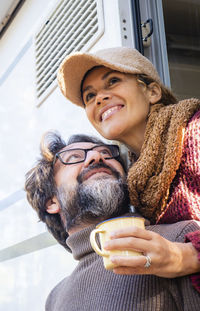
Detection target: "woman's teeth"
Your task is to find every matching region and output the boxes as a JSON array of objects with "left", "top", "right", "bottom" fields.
[{"left": 102, "top": 106, "right": 121, "bottom": 121}]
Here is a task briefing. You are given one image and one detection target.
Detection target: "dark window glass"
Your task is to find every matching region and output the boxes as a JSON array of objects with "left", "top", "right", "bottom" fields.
[{"left": 163, "top": 0, "right": 200, "bottom": 100}]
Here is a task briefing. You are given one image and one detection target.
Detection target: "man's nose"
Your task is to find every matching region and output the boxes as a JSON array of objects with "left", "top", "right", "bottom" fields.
[
  {"left": 83, "top": 150, "right": 104, "bottom": 167},
  {"left": 96, "top": 91, "right": 111, "bottom": 106}
]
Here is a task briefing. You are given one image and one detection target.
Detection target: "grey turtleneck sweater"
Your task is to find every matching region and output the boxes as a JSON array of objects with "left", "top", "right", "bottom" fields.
[{"left": 46, "top": 220, "right": 200, "bottom": 311}]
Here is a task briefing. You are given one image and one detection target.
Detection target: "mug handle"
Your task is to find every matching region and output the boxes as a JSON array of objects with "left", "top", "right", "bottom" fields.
[{"left": 90, "top": 228, "right": 109, "bottom": 257}]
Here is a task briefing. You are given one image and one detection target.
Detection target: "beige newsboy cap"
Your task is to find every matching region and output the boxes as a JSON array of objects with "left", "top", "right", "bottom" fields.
[{"left": 57, "top": 46, "right": 161, "bottom": 107}]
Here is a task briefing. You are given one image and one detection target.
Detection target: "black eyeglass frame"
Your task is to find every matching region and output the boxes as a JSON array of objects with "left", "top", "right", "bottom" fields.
[{"left": 53, "top": 144, "right": 120, "bottom": 166}]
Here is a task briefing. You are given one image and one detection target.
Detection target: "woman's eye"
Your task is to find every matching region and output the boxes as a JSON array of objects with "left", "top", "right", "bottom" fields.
[
  {"left": 85, "top": 92, "right": 95, "bottom": 103},
  {"left": 108, "top": 77, "right": 120, "bottom": 86}
]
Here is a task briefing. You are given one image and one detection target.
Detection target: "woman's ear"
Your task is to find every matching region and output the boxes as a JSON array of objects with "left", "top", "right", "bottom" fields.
[
  {"left": 147, "top": 82, "right": 162, "bottom": 104},
  {"left": 46, "top": 197, "right": 60, "bottom": 214}
]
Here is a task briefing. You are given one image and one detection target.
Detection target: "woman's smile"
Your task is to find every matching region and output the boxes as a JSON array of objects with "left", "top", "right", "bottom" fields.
[
  {"left": 82, "top": 66, "right": 151, "bottom": 148},
  {"left": 100, "top": 103, "right": 124, "bottom": 122}
]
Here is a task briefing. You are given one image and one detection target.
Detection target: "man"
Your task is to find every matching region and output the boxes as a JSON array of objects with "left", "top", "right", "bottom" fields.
[{"left": 25, "top": 131, "right": 200, "bottom": 311}]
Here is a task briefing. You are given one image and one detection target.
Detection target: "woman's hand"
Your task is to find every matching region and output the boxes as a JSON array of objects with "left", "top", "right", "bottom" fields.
[{"left": 104, "top": 226, "right": 200, "bottom": 278}]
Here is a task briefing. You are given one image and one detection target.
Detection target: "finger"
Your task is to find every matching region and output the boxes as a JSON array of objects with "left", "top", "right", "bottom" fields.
[
  {"left": 110, "top": 226, "right": 152, "bottom": 240},
  {"left": 113, "top": 267, "right": 148, "bottom": 275},
  {"left": 104, "top": 237, "right": 150, "bottom": 253},
  {"left": 110, "top": 255, "right": 147, "bottom": 268}
]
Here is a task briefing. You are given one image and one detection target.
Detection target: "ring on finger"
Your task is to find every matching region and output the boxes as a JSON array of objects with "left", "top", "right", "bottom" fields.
[{"left": 144, "top": 255, "right": 151, "bottom": 268}]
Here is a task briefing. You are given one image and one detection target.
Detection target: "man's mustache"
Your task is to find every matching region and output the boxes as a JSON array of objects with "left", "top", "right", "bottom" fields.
[{"left": 77, "top": 163, "right": 121, "bottom": 184}]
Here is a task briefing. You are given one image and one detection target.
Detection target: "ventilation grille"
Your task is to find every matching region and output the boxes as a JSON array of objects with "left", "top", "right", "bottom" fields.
[{"left": 34, "top": 0, "right": 104, "bottom": 105}]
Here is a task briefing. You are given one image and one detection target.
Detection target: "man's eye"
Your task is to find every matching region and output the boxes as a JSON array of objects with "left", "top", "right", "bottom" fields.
[
  {"left": 99, "top": 148, "right": 112, "bottom": 157},
  {"left": 65, "top": 153, "right": 82, "bottom": 162},
  {"left": 108, "top": 77, "right": 120, "bottom": 86}
]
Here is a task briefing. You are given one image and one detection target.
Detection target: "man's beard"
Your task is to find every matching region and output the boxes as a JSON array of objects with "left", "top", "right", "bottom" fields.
[{"left": 57, "top": 164, "right": 130, "bottom": 231}]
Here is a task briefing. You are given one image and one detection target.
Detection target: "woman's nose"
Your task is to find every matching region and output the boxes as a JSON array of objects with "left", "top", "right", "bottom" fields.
[
  {"left": 96, "top": 92, "right": 111, "bottom": 106},
  {"left": 83, "top": 150, "right": 104, "bottom": 167}
]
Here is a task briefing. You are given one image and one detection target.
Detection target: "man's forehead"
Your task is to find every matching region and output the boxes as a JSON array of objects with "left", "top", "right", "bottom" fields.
[{"left": 61, "top": 141, "right": 98, "bottom": 151}]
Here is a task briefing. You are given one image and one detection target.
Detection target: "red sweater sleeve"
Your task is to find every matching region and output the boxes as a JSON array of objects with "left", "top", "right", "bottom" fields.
[
  {"left": 185, "top": 230, "right": 200, "bottom": 293},
  {"left": 161, "top": 110, "right": 200, "bottom": 292},
  {"left": 179, "top": 110, "right": 200, "bottom": 219},
  {"left": 184, "top": 110, "right": 200, "bottom": 293}
]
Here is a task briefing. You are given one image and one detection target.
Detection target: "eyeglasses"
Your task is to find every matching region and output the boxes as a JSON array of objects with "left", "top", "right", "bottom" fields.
[{"left": 54, "top": 144, "right": 120, "bottom": 165}]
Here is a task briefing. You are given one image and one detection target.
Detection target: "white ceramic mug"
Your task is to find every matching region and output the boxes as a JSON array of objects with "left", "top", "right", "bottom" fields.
[{"left": 90, "top": 216, "right": 145, "bottom": 270}]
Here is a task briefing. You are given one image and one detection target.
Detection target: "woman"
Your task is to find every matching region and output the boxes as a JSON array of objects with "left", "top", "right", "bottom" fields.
[{"left": 57, "top": 47, "right": 200, "bottom": 291}]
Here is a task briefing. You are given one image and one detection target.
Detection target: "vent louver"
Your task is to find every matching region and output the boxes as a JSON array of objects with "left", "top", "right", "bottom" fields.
[{"left": 34, "top": 0, "right": 104, "bottom": 105}]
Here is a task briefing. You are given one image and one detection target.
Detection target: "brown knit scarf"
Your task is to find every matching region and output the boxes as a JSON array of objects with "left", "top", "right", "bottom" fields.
[{"left": 127, "top": 98, "right": 200, "bottom": 223}]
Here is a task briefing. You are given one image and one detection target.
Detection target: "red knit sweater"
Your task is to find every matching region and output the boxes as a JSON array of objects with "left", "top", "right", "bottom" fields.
[{"left": 158, "top": 110, "right": 200, "bottom": 292}]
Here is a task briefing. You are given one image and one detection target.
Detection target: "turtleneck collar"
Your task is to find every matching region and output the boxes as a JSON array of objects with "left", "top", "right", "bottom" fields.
[{"left": 66, "top": 224, "right": 96, "bottom": 261}]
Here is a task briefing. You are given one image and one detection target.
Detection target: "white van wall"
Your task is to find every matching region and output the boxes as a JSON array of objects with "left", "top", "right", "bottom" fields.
[{"left": 0, "top": 0, "right": 132, "bottom": 310}]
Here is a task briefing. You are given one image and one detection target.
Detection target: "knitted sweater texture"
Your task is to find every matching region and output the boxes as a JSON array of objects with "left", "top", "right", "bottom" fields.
[
  {"left": 46, "top": 221, "right": 200, "bottom": 311},
  {"left": 158, "top": 109, "right": 200, "bottom": 223},
  {"left": 128, "top": 100, "right": 200, "bottom": 292},
  {"left": 128, "top": 99, "right": 200, "bottom": 222},
  {"left": 160, "top": 109, "right": 200, "bottom": 292}
]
